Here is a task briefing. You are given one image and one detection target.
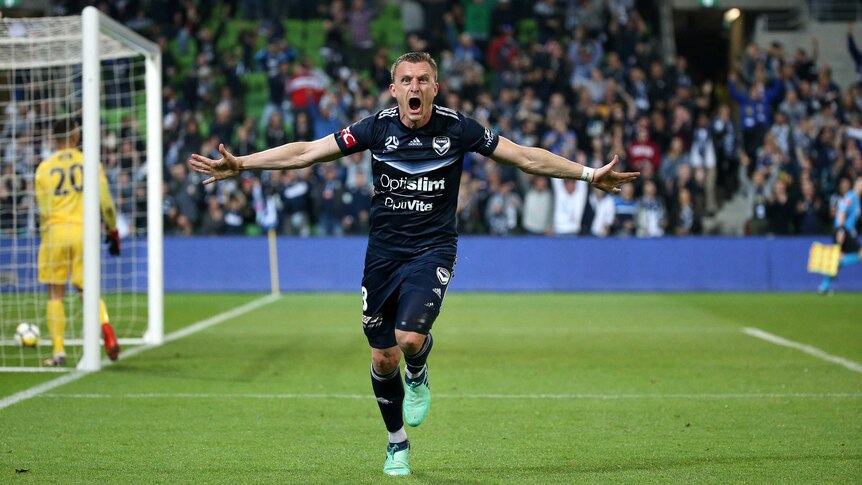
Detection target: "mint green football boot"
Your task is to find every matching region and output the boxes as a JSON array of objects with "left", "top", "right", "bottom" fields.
[
  {"left": 404, "top": 369, "right": 431, "bottom": 427},
  {"left": 383, "top": 441, "right": 410, "bottom": 476}
]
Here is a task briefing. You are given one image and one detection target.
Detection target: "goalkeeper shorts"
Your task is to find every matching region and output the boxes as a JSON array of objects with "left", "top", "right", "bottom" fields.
[{"left": 38, "top": 224, "right": 84, "bottom": 288}]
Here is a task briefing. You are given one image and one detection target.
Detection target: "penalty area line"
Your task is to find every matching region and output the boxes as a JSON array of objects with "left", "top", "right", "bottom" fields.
[
  {"left": 743, "top": 327, "right": 862, "bottom": 374},
  {"left": 0, "top": 294, "right": 280, "bottom": 412}
]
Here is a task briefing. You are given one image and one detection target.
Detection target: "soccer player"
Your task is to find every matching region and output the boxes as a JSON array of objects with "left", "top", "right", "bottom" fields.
[
  {"left": 819, "top": 176, "right": 862, "bottom": 294},
  {"left": 35, "top": 119, "right": 122, "bottom": 366},
  {"left": 189, "top": 52, "right": 639, "bottom": 475}
]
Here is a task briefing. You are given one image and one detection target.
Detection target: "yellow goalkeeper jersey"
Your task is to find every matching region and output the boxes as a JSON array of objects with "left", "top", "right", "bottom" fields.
[{"left": 34, "top": 148, "right": 117, "bottom": 230}]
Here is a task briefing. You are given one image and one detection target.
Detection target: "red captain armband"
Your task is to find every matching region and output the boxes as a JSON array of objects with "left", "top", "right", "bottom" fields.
[{"left": 340, "top": 126, "right": 357, "bottom": 149}]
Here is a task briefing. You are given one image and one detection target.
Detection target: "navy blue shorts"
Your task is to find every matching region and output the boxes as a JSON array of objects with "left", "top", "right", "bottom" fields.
[
  {"left": 361, "top": 249, "right": 456, "bottom": 349},
  {"left": 835, "top": 229, "right": 861, "bottom": 254}
]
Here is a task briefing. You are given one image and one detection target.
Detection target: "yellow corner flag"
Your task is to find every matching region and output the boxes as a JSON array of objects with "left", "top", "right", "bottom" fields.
[{"left": 807, "top": 242, "right": 841, "bottom": 276}]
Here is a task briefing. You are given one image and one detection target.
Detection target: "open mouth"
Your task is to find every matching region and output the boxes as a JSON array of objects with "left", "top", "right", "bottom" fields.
[{"left": 408, "top": 97, "right": 422, "bottom": 112}]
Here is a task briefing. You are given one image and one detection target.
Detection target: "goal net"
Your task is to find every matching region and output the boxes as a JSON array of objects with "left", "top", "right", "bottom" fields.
[{"left": 0, "top": 9, "right": 162, "bottom": 371}]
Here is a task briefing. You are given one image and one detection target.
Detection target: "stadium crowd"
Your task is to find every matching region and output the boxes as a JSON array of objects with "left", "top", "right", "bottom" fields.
[{"left": 2, "top": 0, "right": 862, "bottom": 238}]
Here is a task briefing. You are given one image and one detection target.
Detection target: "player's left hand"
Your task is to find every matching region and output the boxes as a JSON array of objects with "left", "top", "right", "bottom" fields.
[
  {"left": 591, "top": 155, "right": 640, "bottom": 194},
  {"left": 105, "top": 229, "right": 121, "bottom": 256},
  {"left": 188, "top": 144, "right": 242, "bottom": 185}
]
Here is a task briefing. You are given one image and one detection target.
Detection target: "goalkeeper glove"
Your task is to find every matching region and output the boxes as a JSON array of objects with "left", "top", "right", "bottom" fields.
[{"left": 105, "top": 229, "right": 121, "bottom": 256}]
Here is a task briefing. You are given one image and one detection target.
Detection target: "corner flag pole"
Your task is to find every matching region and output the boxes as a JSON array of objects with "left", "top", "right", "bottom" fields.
[{"left": 268, "top": 228, "right": 280, "bottom": 296}]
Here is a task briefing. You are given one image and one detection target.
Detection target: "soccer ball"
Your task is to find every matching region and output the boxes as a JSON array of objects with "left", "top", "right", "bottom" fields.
[{"left": 14, "top": 323, "right": 40, "bottom": 347}]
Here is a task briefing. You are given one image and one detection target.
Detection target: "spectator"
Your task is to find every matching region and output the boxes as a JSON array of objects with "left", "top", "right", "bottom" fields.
[
  {"left": 521, "top": 176, "right": 553, "bottom": 235},
  {"left": 728, "top": 72, "right": 784, "bottom": 159},
  {"left": 347, "top": 0, "right": 377, "bottom": 69},
  {"left": 264, "top": 112, "right": 288, "bottom": 149},
  {"left": 628, "top": 126, "right": 661, "bottom": 172},
  {"left": 341, "top": 171, "right": 372, "bottom": 235},
  {"left": 613, "top": 183, "right": 638, "bottom": 236},
  {"left": 796, "top": 178, "right": 823, "bottom": 234},
  {"left": 690, "top": 113, "right": 718, "bottom": 214},
  {"left": 766, "top": 179, "right": 795, "bottom": 234},
  {"left": 739, "top": 154, "right": 780, "bottom": 235},
  {"left": 223, "top": 193, "right": 246, "bottom": 235},
  {"left": 590, "top": 188, "right": 616, "bottom": 237},
  {"left": 637, "top": 180, "right": 665, "bottom": 238},
  {"left": 279, "top": 169, "right": 312, "bottom": 236},
  {"left": 673, "top": 188, "right": 700, "bottom": 236},
  {"left": 315, "top": 164, "right": 344, "bottom": 236},
  {"left": 485, "top": 180, "right": 521, "bottom": 236},
  {"left": 199, "top": 197, "right": 226, "bottom": 235},
  {"left": 660, "top": 137, "right": 689, "bottom": 188},
  {"left": 551, "top": 176, "right": 589, "bottom": 236}
]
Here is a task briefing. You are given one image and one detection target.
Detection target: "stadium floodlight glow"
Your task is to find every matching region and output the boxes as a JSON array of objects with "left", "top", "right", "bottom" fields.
[
  {"left": 0, "top": 8, "right": 163, "bottom": 372},
  {"left": 723, "top": 8, "right": 741, "bottom": 24}
]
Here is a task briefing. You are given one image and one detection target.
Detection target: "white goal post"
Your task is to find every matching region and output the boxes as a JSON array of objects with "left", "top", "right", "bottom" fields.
[{"left": 0, "top": 7, "right": 162, "bottom": 371}]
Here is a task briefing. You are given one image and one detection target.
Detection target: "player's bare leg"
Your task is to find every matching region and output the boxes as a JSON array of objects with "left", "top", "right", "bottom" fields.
[
  {"left": 397, "top": 330, "right": 433, "bottom": 427},
  {"left": 371, "top": 346, "right": 410, "bottom": 475},
  {"left": 43, "top": 284, "right": 67, "bottom": 366}
]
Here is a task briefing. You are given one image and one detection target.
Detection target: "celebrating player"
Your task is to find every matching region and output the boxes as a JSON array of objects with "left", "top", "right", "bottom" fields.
[
  {"left": 35, "top": 119, "right": 122, "bottom": 366},
  {"left": 819, "top": 176, "right": 862, "bottom": 294},
  {"left": 189, "top": 52, "right": 639, "bottom": 475}
]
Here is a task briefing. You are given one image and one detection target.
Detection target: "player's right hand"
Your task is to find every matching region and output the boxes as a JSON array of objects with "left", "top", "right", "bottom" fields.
[
  {"left": 188, "top": 144, "right": 242, "bottom": 185},
  {"left": 105, "top": 229, "right": 121, "bottom": 256}
]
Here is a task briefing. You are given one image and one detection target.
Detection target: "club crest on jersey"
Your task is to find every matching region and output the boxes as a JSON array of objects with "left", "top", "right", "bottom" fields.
[
  {"left": 433, "top": 136, "right": 451, "bottom": 156},
  {"left": 436, "top": 267, "right": 451, "bottom": 286},
  {"left": 385, "top": 136, "right": 399, "bottom": 152}
]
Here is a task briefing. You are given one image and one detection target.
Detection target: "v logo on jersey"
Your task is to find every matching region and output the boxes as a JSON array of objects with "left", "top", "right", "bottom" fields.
[
  {"left": 433, "top": 136, "right": 450, "bottom": 156},
  {"left": 408, "top": 137, "right": 422, "bottom": 147},
  {"left": 436, "top": 267, "right": 451, "bottom": 286}
]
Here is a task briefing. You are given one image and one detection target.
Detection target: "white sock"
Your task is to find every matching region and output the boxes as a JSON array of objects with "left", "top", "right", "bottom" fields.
[
  {"left": 388, "top": 427, "right": 408, "bottom": 444},
  {"left": 405, "top": 364, "right": 426, "bottom": 380}
]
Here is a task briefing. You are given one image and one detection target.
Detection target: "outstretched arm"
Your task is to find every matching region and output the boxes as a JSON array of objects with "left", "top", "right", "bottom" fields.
[
  {"left": 188, "top": 135, "right": 343, "bottom": 185},
  {"left": 489, "top": 136, "right": 639, "bottom": 194}
]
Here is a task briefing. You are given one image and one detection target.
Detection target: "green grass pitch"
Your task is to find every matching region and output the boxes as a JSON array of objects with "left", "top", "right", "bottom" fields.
[{"left": 1, "top": 293, "right": 860, "bottom": 483}]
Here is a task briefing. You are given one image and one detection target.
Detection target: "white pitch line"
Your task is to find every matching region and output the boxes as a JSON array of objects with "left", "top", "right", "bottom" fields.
[
  {"left": 0, "top": 294, "right": 280, "bottom": 412},
  {"left": 37, "top": 392, "right": 862, "bottom": 400},
  {"left": 743, "top": 327, "right": 862, "bottom": 374}
]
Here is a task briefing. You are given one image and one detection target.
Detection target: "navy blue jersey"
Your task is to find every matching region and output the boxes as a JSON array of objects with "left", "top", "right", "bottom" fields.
[{"left": 334, "top": 105, "right": 499, "bottom": 259}]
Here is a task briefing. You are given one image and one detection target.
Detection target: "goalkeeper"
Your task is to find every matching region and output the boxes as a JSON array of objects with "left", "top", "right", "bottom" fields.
[
  {"left": 35, "top": 119, "right": 121, "bottom": 366},
  {"left": 819, "top": 176, "right": 862, "bottom": 294}
]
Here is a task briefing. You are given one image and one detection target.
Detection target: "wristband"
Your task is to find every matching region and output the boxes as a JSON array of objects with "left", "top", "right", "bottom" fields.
[{"left": 579, "top": 166, "right": 595, "bottom": 183}]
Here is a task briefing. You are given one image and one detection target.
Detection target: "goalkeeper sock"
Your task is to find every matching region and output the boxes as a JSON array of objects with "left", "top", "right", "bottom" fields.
[
  {"left": 99, "top": 299, "right": 110, "bottom": 324},
  {"left": 371, "top": 366, "right": 405, "bottom": 433},
  {"left": 840, "top": 254, "right": 860, "bottom": 267},
  {"left": 404, "top": 334, "right": 432, "bottom": 381},
  {"left": 46, "top": 300, "right": 66, "bottom": 356}
]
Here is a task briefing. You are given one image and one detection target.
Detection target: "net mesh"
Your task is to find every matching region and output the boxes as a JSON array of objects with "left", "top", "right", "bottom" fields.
[{"left": 0, "top": 16, "right": 149, "bottom": 369}]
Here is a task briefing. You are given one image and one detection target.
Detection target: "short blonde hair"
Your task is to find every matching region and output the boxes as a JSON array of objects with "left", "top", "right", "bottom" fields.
[{"left": 390, "top": 52, "right": 438, "bottom": 83}]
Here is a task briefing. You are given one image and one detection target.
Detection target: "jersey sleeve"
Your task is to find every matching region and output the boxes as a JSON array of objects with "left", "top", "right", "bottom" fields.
[
  {"left": 98, "top": 164, "right": 117, "bottom": 230},
  {"left": 461, "top": 114, "right": 499, "bottom": 156},
  {"left": 34, "top": 163, "right": 50, "bottom": 222},
  {"left": 333, "top": 114, "right": 377, "bottom": 156}
]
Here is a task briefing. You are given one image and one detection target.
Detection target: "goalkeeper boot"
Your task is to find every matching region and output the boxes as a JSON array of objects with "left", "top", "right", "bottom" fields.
[
  {"left": 404, "top": 367, "right": 431, "bottom": 427},
  {"left": 383, "top": 441, "right": 410, "bottom": 476},
  {"left": 102, "top": 323, "right": 120, "bottom": 361},
  {"left": 43, "top": 354, "right": 66, "bottom": 367}
]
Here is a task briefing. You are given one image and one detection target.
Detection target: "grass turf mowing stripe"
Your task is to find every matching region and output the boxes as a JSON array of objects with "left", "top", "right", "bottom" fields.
[
  {"left": 743, "top": 327, "right": 862, "bottom": 374},
  {"left": 0, "top": 294, "right": 280, "bottom": 412},
  {"left": 37, "top": 392, "right": 862, "bottom": 400}
]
